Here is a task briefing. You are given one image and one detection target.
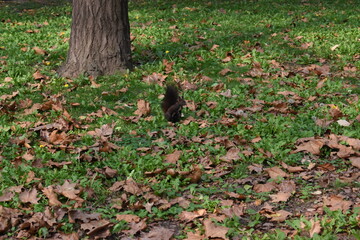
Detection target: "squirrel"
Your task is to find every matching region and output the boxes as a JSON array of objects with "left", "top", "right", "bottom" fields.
[{"left": 161, "top": 85, "right": 186, "bottom": 123}]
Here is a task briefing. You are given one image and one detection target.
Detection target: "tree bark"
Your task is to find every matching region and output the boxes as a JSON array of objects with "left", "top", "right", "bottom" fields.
[{"left": 58, "top": 0, "right": 132, "bottom": 78}]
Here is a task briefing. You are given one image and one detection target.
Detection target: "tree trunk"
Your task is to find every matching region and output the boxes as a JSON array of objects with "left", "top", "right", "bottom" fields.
[{"left": 58, "top": 0, "right": 132, "bottom": 78}]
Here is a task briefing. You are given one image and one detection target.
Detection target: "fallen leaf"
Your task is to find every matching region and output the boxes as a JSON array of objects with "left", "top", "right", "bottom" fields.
[
  {"left": 293, "top": 139, "right": 324, "bottom": 155},
  {"left": 116, "top": 214, "right": 140, "bottom": 223},
  {"left": 19, "top": 188, "right": 39, "bottom": 204},
  {"left": 123, "top": 178, "right": 142, "bottom": 195},
  {"left": 141, "top": 226, "right": 174, "bottom": 240},
  {"left": 253, "top": 182, "right": 277, "bottom": 193},
  {"left": 165, "top": 150, "right": 182, "bottom": 164},
  {"left": 185, "top": 231, "right": 204, "bottom": 240},
  {"left": 0, "top": 192, "right": 14, "bottom": 202},
  {"left": 179, "top": 209, "right": 206, "bottom": 222},
  {"left": 203, "top": 218, "right": 229, "bottom": 240},
  {"left": 33, "top": 71, "right": 46, "bottom": 80},
  {"left": 349, "top": 157, "right": 360, "bottom": 169},
  {"left": 32, "top": 46, "right": 47, "bottom": 55},
  {"left": 220, "top": 147, "right": 240, "bottom": 162},
  {"left": 323, "top": 195, "right": 352, "bottom": 212},
  {"left": 269, "top": 192, "right": 292, "bottom": 202},
  {"left": 89, "top": 76, "right": 101, "bottom": 88},
  {"left": 309, "top": 219, "right": 321, "bottom": 237},
  {"left": 68, "top": 210, "right": 101, "bottom": 223},
  {"left": 270, "top": 210, "right": 292, "bottom": 222},
  {"left": 42, "top": 186, "right": 62, "bottom": 206},
  {"left": 265, "top": 166, "right": 289, "bottom": 179},
  {"left": 134, "top": 99, "right": 151, "bottom": 116},
  {"left": 80, "top": 219, "right": 111, "bottom": 236},
  {"left": 337, "top": 119, "right": 351, "bottom": 126}
]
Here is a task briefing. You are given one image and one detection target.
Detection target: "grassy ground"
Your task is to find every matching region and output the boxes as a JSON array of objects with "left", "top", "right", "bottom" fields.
[{"left": 0, "top": 0, "right": 359, "bottom": 239}]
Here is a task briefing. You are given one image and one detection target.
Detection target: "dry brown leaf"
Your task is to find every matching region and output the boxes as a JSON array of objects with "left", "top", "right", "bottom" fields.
[
  {"left": 349, "top": 157, "right": 360, "bottom": 169},
  {"left": 0, "top": 91, "right": 19, "bottom": 100},
  {"left": 89, "top": 76, "right": 101, "bottom": 88},
  {"left": 19, "top": 188, "right": 39, "bottom": 204},
  {"left": 204, "top": 218, "right": 229, "bottom": 240},
  {"left": 42, "top": 186, "right": 62, "bottom": 206},
  {"left": 265, "top": 166, "right": 289, "bottom": 179},
  {"left": 123, "top": 178, "right": 142, "bottom": 195},
  {"left": 179, "top": 209, "right": 206, "bottom": 222},
  {"left": 185, "top": 231, "right": 204, "bottom": 240},
  {"left": 109, "top": 181, "right": 124, "bottom": 192},
  {"left": 22, "top": 152, "right": 34, "bottom": 161},
  {"left": 57, "top": 180, "right": 83, "bottom": 204},
  {"left": 221, "top": 204, "right": 245, "bottom": 218},
  {"left": 293, "top": 139, "right": 324, "bottom": 155},
  {"left": 309, "top": 219, "right": 321, "bottom": 237},
  {"left": 270, "top": 210, "right": 292, "bottom": 222},
  {"left": 80, "top": 219, "right": 111, "bottom": 236},
  {"left": 323, "top": 195, "right": 352, "bottom": 212},
  {"left": 269, "top": 192, "right": 292, "bottom": 202},
  {"left": 281, "top": 162, "right": 304, "bottom": 173},
  {"left": 116, "top": 214, "right": 140, "bottom": 223},
  {"left": 251, "top": 136, "right": 262, "bottom": 143},
  {"left": 220, "top": 147, "right": 240, "bottom": 162},
  {"left": 277, "top": 180, "right": 296, "bottom": 193},
  {"left": 25, "top": 171, "right": 35, "bottom": 183},
  {"left": 316, "top": 78, "right": 327, "bottom": 89},
  {"left": 253, "top": 182, "right": 277, "bottom": 193},
  {"left": 142, "top": 72, "right": 167, "bottom": 85},
  {"left": 32, "top": 46, "right": 47, "bottom": 55},
  {"left": 125, "top": 219, "right": 147, "bottom": 235},
  {"left": 68, "top": 210, "right": 101, "bottom": 223},
  {"left": 187, "top": 165, "right": 203, "bottom": 183},
  {"left": 0, "top": 192, "right": 14, "bottom": 202},
  {"left": 165, "top": 150, "right": 182, "bottom": 164},
  {"left": 134, "top": 99, "right": 151, "bottom": 116},
  {"left": 219, "top": 68, "right": 233, "bottom": 76},
  {"left": 248, "top": 163, "right": 263, "bottom": 173},
  {"left": 141, "top": 226, "right": 174, "bottom": 240}
]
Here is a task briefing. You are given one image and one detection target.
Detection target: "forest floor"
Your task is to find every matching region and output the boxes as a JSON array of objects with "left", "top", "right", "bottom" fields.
[{"left": 0, "top": 0, "right": 359, "bottom": 239}]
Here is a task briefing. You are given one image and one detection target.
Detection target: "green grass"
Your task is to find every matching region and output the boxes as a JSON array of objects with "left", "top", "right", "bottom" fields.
[{"left": 0, "top": 0, "right": 359, "bottom": 239}]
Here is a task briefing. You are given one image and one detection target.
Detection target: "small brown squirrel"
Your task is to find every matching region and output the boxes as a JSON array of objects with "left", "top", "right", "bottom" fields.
[{"left": 161, "top": 85, "right": 186, "bottom": 123}]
